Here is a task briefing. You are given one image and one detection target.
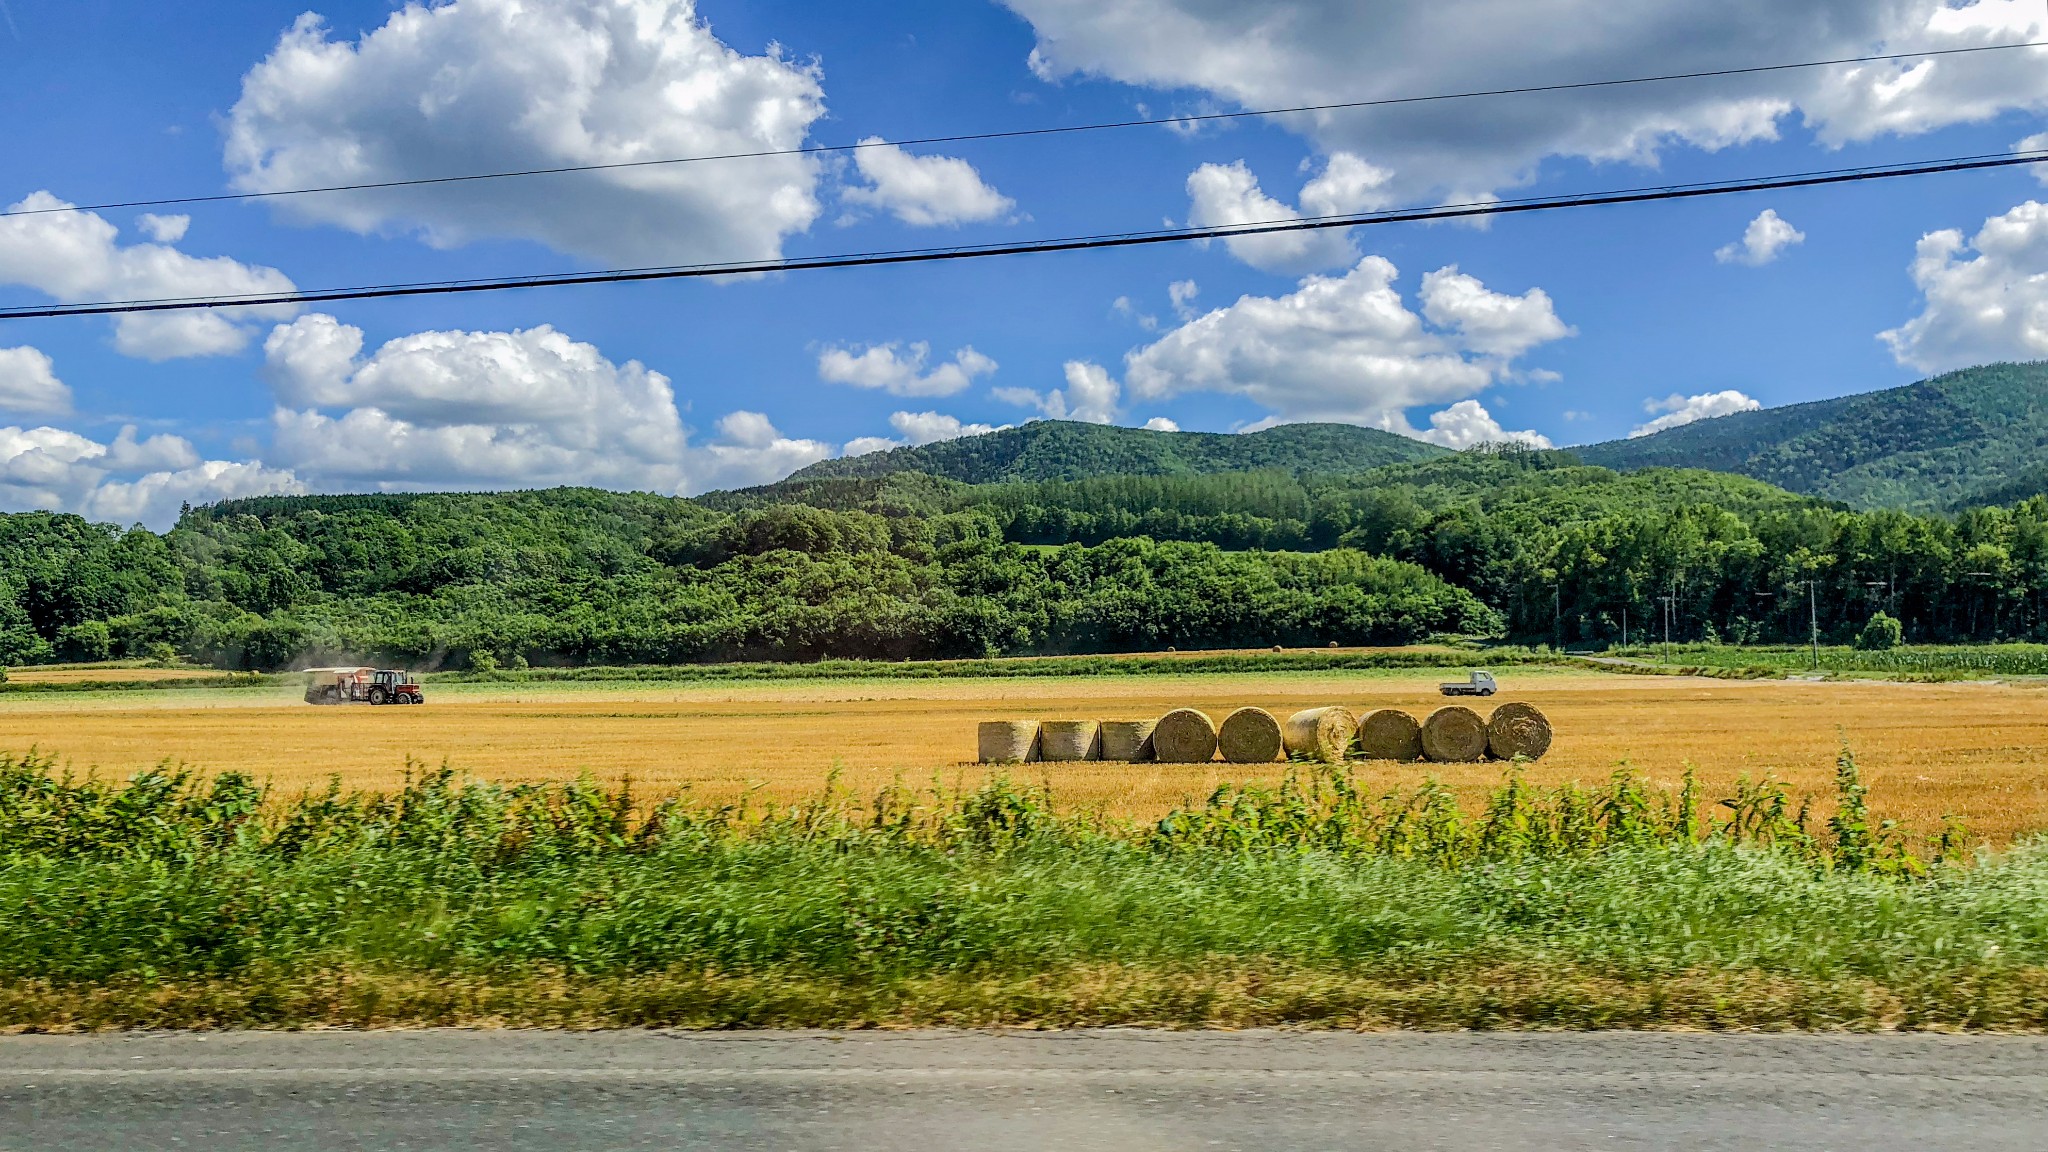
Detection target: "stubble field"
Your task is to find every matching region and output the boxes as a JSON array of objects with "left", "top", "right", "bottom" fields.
[{"left": 3, "top": 667, "right": 2046, "bottom": 841}]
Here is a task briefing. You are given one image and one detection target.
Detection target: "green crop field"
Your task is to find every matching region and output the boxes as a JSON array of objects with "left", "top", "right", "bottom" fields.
[{"left": 1, "top": 747, "right": 2045, "bottom": 1032}]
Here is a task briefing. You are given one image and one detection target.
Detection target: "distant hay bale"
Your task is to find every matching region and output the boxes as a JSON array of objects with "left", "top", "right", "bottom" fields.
[
  {"left": 1039, "top": 720, "right": 1103, "bottom": 762},
  {"left": 1283, "top": 707, "right": 1358, "bottom": 763},
  {"left": 1218, "top": 707, "right": 1284, "bottom": 764},
  {"left": 1356, "top": 709, "right": 1422, "bottom": 761},
  {"left": 1487, "top": 702, "right": 1554, "bottom": 761},
  {"left": 978, "top": 721, "right": 1040, "bottom": 764},
  {"left": 1099, "top": 720, "right": 1157, "bottom": 763},
  {"left": 1152, "top": 708, "right": 1218, "bottom": 763},
  {"left": 1421, "top": 706, "right": 1489, "bottom": 763}
]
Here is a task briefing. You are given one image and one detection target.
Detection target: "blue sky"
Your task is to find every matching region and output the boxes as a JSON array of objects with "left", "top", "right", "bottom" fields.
[{"left": 5, "top": 0, "right": 2048, "bottom": 525}]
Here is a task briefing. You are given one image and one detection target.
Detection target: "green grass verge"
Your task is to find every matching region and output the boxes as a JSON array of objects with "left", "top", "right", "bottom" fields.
[
  {"left": 0, "top": 749, "right": 2035, "bottom": 1031},
  {"left": 1609, "top": 643, "right": 2048, "bottom": 680}
]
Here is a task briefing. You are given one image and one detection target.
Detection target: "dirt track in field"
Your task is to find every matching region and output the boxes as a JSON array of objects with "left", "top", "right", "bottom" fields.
[{"left": 3, "top": 670, "right": 2046, "bottom": 841}]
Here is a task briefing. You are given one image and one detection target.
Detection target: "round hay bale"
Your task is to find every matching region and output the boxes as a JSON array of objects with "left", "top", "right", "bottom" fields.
[
  {"left": 1039, "top": 720, "right": 1103, "bottom": 762},
  {"left": 978, "top": 721, "right": 1040, "bottom": 764},
  {"left": 1099, "top": 720, "right": 1157, "bottom": 763},
  {"left": 1486, "top": 702, "right": 1553, "bottom": 761},
  {"left": 1152, "top": 708, "right": 1218, "bottom": 763},
  {"left": 1283, "top": 707, "right": 1358, "bottom": 763},
  {"left": 1218, "top": 706, "right": 1284, "bottom": 764},
  {"left": 1421, "top": 706, "right": 1489, "bottom": 763},
  {"left": 1356, "top": 709, "right": 1422, "bottom": 761}
]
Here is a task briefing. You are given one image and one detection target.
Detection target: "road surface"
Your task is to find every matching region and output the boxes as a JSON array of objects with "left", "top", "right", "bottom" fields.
[{"left": 1, "top": 1030, "right": 2044, "bottom": 1150}]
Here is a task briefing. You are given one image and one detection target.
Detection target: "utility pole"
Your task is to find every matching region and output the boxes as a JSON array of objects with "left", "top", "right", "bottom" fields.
[
  {"left": 1802, "top": 580, "right": 1819, "bottom": 670},
  {"left": 1553, "top": 584, "right": 1562, "bottom": 653},
  {"left": 1658, "top": 594, "right": 1675, "bottom": 661},
  {"left": 1621, "top": 605, "right": 1628, "bottom": 649}
]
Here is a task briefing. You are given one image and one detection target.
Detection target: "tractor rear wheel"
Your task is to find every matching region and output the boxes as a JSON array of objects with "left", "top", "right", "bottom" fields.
[{"left": 369, "top": 687, "right": 389, "bottom": 705}]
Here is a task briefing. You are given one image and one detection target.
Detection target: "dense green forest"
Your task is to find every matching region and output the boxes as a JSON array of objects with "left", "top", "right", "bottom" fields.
[
  {"left": 1579, "top": 361, "right": 2048, "bottom": 511},
  {"left": 7, "top": 444, "right": 2048, "bottom": 670},
  {"left": 0, "top": 487, "right": 1490, "bottom": 670},
  {"left": 785, "top": 419, "right": 1443, "bottom": 483}
]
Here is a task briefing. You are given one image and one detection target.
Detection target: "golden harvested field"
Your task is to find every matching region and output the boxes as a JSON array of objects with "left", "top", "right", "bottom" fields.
[
  {"left": 3, "top": 669, "right": 2048, "bottom": 841},
  {"left": 3, "top": 666, "right": 226, "bottom": 684}
]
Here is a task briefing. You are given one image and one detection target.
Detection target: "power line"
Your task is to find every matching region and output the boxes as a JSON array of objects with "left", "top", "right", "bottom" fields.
[
  {"left": 6, "top": 38, "right": 2046, "bottom": 221},
  {"left": 3, "top": 147, "right": 2042, "bottom": 321}
]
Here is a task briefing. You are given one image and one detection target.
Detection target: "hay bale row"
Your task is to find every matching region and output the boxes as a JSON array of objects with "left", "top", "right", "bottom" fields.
[{"left": 981, "top": 703, "right": 1550, "bottom": 764}]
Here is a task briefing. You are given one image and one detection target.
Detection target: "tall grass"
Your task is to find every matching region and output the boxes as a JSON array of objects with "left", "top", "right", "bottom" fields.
[
  {"left": 0, "top": 749, "right": 2041, "bottom": 1031},
  {"left": 1614, "top": 642, "right": 2048, "bottom": 679}
]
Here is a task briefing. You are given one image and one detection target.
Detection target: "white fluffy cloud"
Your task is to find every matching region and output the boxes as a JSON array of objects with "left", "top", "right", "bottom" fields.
[
  {"left": 1716, "top": 209, "right": 1806, "bottom": 266},
  {"left": 1629, "top": 390, "right": 1762, "bottom": 437},
  {"left": 1186, "top": 161, "right": 1358, "bottom": 273},
  {"left": 843, "top": 140, "right": 1016, "bottom": 227},
  {"left": 135, "top": 214, "right": 190, "bottom": 244},
  {"left": 1185, "top": 155, "right": 1391, "bottom": 273},
  {"left": 224, "top": 0, "right": 827, "bottom": 265},
  {"left": 262, "top": 315, "right": 829, "bottom": 494},
  {"left": 1881, "top": 200, "right": 2048, "bottom": 372},
  {"left": 1007, "top": 0, "right": 2048, "bottom": 204},
  {"left": 844, "top": 410, "right": 1005, "bottom": 456},
  {"left": 0, "top": 347, "right": 70, "bottom": 415},
  {"left": 1419, "top": 266, "right": 1573, "bottom": 358},
  {"left": 1418, "top": 400, "right": 1552, "bottom": 449},
  {"left": 1120, "top": 255, "right": 1570, "bottom": 434},
  {"left": 817, "top": 342, "right": 998, "bottom": 397},
  {"left": 1142, "top": 416, "right": 1181, "bottom": 432},
  {"left": 0, "top": 424, "right": 301, "bottom": 529},
  {"left": 0, "top": 193, "right": 297, "bottom": 360},
  {"left": 887, "top": 410, "right": 1001, "bottom": 445},
  {"left": 994, "top": 361, "right": 1123, "bottom": 423}
]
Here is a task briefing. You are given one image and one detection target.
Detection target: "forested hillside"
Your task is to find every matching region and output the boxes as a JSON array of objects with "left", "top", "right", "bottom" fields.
[
  {"left": 785, "top": 419, "right": 1444, "bottom": 483},
  {"left": 0, "top": 490, "right": 1491, "bottom": 670},
  {"left": 7, "top": 447, "right": 2048, "bottom": 670},
  {"left": 1578, "top": 361, "right": 2048, "bottom": 510}
]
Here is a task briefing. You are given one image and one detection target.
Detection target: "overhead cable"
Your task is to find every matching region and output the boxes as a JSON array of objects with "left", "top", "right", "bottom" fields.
[
  {"left": 4, "top": 38, "right": 2046, "bottom": 221},
  {"left": 3, "top": 148, "right": 2043, "bottom": 321}
]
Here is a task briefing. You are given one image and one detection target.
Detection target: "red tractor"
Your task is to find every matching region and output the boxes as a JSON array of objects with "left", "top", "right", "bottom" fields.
[{"left": 304, "top": 667, "right": 426, "bottom": 706}]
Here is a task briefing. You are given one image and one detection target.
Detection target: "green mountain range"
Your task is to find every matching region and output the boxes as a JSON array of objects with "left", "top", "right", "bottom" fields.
[
  {"left": 786, "top": 419, "right": 1445, "bottom": 484},
  {"left": 1575, "top": 362, "right": 2048, "bottom": 511}
]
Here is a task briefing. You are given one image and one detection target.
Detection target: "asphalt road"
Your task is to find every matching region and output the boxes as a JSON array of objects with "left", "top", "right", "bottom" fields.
[{"left": 1, "top": 1030, "right": 2045, "bottom": 1151}]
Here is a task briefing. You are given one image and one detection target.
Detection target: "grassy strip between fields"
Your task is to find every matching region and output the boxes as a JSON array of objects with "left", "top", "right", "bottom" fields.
[
  {"left": 2, "top": 748, "right": 2043, "bottom": 1031},
  {"left": 0, "top": 648, "right": 1570, "bottom": 696}
]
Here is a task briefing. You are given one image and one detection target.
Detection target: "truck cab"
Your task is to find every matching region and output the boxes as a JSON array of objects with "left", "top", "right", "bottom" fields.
[{"left": 1439, "top": 670, "right": 1498, "bottom": 697}]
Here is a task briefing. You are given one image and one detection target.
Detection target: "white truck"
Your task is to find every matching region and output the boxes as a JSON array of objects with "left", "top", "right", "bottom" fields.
[{"left": 1439, "top": 670, "right": 1498, "bottom": 697}]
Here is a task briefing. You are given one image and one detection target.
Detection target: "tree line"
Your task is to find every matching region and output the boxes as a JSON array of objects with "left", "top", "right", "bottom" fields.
[{"left": 5, "top": 447, "right": 2048, "bottom": 670}]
